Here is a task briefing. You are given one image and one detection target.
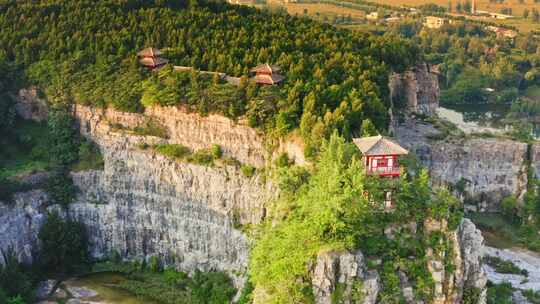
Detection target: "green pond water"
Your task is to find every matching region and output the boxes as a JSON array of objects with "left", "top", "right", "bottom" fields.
[
  {"left": 67, "top": 272, "right": 157, "bottom": 304},
  {"left": 440, "top": 103, "right": 540, "bottom": 139}
]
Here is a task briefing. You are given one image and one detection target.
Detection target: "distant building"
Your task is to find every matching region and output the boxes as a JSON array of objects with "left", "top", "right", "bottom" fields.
[
  {"left": 138, "top": 47, "right": 168, "bottom": 70},
  {"left": 250, "top": 64, "right": 284, "bottom": 85},
  {"left": 385, "top": 17, "right": 401, "bottom": 24},
  {"left": 366, "top": 12, "right": 379, "bottom": 21},
  {"left": 476, "top": 10, "right": 514, "bottom": 19},
  {"left": 486, "top": 26, "right": 517, "bottom": 39},
  {"left": 471, "top": 0, "right": 477, "bottom": 15},
  {"left": 353, "top": 135, "right": 409, "bottom": 178},
  {"left": 423, "top": 16, "right": 448, "bottom": 29}
]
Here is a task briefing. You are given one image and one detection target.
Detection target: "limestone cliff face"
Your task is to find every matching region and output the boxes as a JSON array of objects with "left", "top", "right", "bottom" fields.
[
  {"left": 309, "top": 219, "right": 487, "bottom": 304},
  {"left": 0, "top": 191, "right": 48, "bottom": 265},
  {"left": 395, "top": 119, "right": 528, "bottom": 211},
  {"left": 389, "top": 63, "right": 440, "bottom": 116},
  {"left": 67, "top": 105, "right": 278, "bottom": 284},
  {"left": 2, "top": 95, "right": 489, "bottom": 301}
]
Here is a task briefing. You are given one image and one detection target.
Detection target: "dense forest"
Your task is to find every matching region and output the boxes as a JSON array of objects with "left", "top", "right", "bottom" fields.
[
  {"left": 0, "top": 0, "right": 417, "bottom": 156},
  {"left": 388, "top": 18, "right": 540, "bottom": 117}
]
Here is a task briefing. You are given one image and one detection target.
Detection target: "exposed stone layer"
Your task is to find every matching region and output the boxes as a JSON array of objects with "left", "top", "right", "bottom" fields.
[
  {"left": 389, "top": 63, "right": 440, "bottom": 116},
  {"left": 0, "top": 190, "right": 48, "bottom": 264},
  {"left": 395, "top": 119, "right": 528, "bottom": 211},
  {"left": 14, "top": 87, "right": 49, "bottom": 122},
  {"left": 67, "top": 105, "right": 278, "bottom": 285}
]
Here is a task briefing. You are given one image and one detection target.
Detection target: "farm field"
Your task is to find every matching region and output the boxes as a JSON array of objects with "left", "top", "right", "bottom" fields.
[
  {"left": 371, "top": 0, "right": 540, "bottom": 32},
  {"left": 371, "top": 0, "right": 539, "bottom": 16},
  {"left": 277, "top": 2, "right": 366, "bottom": 18}
]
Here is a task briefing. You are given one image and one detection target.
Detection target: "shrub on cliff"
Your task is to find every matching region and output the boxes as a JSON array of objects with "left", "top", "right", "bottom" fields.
[
  {"left": 38, "top": 212, "right": 89, "bottom": 274},
  {"left": 47, "top": 104, "right": 79, "bottom": 167},
  {"left": 0, "top": 248, "right": 35, "bottom": 303},
  {"left": 45, "top": 170, "right": 77, "bottom": 207}
]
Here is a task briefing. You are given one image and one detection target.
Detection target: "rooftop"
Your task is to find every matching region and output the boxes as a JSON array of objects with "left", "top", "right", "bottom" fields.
[
  {"left": 252, "top": 73, "right": 284, "bottom": 85},
  {"left": 353, "top": 135, "right": 409, "bottom": 156},
  {"left": 139, "top": 56, "right": 168, "bottom": 67},
  {"left": 137, "top": 47, "right": 163, "bottom": 57},
  {"left": 250, "top": 63, "right": 281, "bottom": 74}
]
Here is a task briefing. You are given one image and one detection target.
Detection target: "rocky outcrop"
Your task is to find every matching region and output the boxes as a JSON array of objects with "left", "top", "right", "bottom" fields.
[
  {"left": 454, "top": 219, "right": 487, "bottom": 304},
  {"left": 395, "top": 119, "right": 528, "bottom": 211},
  {"left": 309, "top": 219, "right": 486, "bottom": 304},
  {"left": 75, "top": 104, "right": 305, "bottom": 168},
  {"left": 14, "top": 87, "right": 48, "bottom": 122},
  {"left": 422, "top": 218, "right": 487, "bottom": 304},
  {"left": 0, "top": 190, "right": 48, "bottom": 265},
  {"left": 311, "top": 250, "right": 379, "bottom": 304},
  {"left": 529, "top": 143, "right": 540, "bottom": 180},
  {"left": 65, "top": 105, "right": 278, "bottom": 285},
  {"left": 389, "top": 63, "right": 440, "bottom": 116}
]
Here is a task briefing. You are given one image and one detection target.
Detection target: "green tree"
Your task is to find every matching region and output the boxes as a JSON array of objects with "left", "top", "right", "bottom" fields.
[
  {"left": 0, "top": 249, "right": 34, "bottom": 303},
  {"left": 38, "top": 212, "right": 89, "bottom": 274},
  {"left": 47, "top": 104, "right": 79, "bottom": 167}
]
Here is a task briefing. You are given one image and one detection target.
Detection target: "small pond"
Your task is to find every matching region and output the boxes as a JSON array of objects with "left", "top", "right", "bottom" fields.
[
  {"left": 438, "top": 103, "right": 540, "bottom": 139},
  {"left": 57, "top": 272, "right": 156, "bottom": 304}
]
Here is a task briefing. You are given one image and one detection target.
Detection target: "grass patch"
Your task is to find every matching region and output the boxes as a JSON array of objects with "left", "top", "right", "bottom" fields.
[
  {"left": 486, "top": 281, "right": 513, "bottom": 304},
  {"left": 0, "top": 119, "right": 50, "bottom": 180},
  {"left": 151, "top": 143, "right": 255, "bottom": 172},
  {"left": 71, "top": 138, "right": 104, "bottom": 172},
  {"left": 467, "top": 213, "right": 521, "bottom": 249},
  {"left": 152, "top": 143, "right": 244, "bottom": 169},
  {"left": 91, "top": 261, "right": 236, "bottom": 304},
  {"left": 467, "top": 212, "right": 540, "bottom": 252},
  {"left": 110, "top": 119, "right": 169, "bottom": 139},
  {"left": 133, "top": 120, "right": 169, "bottom": 139},
  {"left": 525, "top": 85, "right": 540, "bottom": 102},
  {"left": 484, "top": 256, "right": 528, "bottom": 276},
  {"left": 523, "top": 289, "right": 540, "bottom": 304},
  {"left": 240, "top": 164, "right": 256, "bottom": 178},
  {"left": 154, "top": 144, "right": 192, "bottom": 160}
]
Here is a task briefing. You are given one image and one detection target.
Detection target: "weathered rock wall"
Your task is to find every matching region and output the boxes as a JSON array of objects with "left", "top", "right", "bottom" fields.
[
  {"left": 14, "top": 87, "right": 48, "bottom": 122},
  {"left": 308, "top": 219, "right": 486, "bottom": 304},
  {"left": 0, "top": 191, "right": 48, "bottom": 265},
  {"left": 66, "top": 105, "right": 278, "bottom": 284},
  {"left": 395, "top": 119, "right": 528, "bottom": 211},
  {"left": 389, "top": 63, "right": 440, "bottom": 116},
  {"left": 75, "top": 104, "right": 306, "bottom": 167}
]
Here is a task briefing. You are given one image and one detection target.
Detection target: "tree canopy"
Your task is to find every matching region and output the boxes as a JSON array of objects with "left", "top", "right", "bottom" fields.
[{"left": 0, "top": 0, "right": 418, "bottom": 150}]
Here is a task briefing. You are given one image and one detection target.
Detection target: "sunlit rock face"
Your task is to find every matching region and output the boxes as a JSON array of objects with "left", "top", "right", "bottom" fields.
[
  {"left": 389, "top": 63, "right": 440, "bottom": 117},
  {"left": 395, "top": 119, "right": 528, "bottom": 211},
  {"left": 68, "top": 105, "right": 277, "bottom": 285}
]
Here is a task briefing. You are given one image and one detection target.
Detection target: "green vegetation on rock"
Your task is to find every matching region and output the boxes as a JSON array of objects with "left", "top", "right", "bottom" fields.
[{"left": 250, "top": 133, "right": 463, "bottom": 303}]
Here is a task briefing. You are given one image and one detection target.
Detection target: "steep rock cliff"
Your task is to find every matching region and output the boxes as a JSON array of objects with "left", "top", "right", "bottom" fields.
[
  {"left": 2, "top": 96, "right": 490, "bottom": 301},
  {"left": 66, "top": 105, "right": 278, "bottom": 284},
  {"left": 309, "top": 219, "right": 487, "bottom": 304},
  {"left": 0, "top": 191, "right": 48, "bottom": 264},
  {"left": 389, "top": 63, "right": 440, "bottom": 116},
  {"left": 395, "top": 119, "right": 528, "bottom": 211}
]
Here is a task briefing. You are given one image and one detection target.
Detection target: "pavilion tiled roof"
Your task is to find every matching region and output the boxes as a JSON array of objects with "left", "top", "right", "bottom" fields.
[
  {"left": 137, "top": 47, "right": 163, "bottom": 57},
  {"left": 250, "top": 63, "right": 281, "bottom": 74},
  {"left": 252, "top": 73, "right": 284, "bottom": 85},
  {"left": 139, "top": 56, "right": 168, "bottom": 67},
  {"left": 353, "top": 135, "right": 408, "bottom": 156}
]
